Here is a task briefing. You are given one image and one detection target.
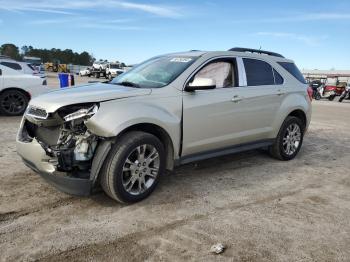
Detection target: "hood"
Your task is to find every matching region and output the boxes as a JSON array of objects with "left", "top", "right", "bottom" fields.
[{"left": 29, "top": 83, "right": 152, "bottom": 113}]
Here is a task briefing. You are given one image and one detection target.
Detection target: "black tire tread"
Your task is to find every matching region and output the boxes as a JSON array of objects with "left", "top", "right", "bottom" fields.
[
  {"left": 269, "top": 116, "right": 305, "bottom": 161},
  {"left": 100, "top": 131, "right": 164, "bottom": 203},
  {"left": 0, "top": 89, "right": 29, "bottom": 116}
]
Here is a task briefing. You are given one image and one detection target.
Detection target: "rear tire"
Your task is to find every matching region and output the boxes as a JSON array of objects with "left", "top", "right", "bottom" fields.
[
  {"left": 0, "top": 90, "right": 29, "bottom": 116},
  {"left": 100, "top": 131, "right": 165, "bottom": 203},
  {"left": 269, "top": 116, "right": 305, "bottom": 161}
]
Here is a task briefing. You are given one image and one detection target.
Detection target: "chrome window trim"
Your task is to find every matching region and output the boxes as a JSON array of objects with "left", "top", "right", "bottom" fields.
[{"left": 236, "top": 57, "right": 247, "bottom": 87}]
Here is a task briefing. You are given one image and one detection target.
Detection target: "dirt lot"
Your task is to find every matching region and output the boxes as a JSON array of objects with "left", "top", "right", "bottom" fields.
[{"left": 1, "top": 84, "right": 350, "bottom": 261}]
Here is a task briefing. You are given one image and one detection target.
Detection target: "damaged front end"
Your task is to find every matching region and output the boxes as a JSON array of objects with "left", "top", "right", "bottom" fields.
[{"left": 17, "top": 103, "right": 110, "bottom": 196}]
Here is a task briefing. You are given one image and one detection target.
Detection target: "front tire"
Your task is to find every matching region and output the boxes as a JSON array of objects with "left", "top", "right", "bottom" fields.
[
  {"left": 0, "top": 90, "right": 29, "bottom": 116},
  {"left": 269, "top": 116, "right": 305, "bottom": 161},
  {"left": 100, "top": 131, "right": 165, "bottom": 203}
]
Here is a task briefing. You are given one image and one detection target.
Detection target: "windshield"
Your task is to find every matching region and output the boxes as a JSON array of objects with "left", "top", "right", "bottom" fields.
[{"left": 111, "top": 56, "right": 197, "bottom": 88}]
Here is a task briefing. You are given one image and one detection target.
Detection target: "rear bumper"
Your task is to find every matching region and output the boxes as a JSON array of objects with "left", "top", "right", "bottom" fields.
[{"left": 17, "top": 133, "right": 92, "bottom": 196}]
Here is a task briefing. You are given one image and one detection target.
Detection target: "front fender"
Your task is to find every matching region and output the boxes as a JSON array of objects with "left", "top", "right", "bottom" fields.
[{"left": 85, "top": 97, "right": 182, "bottom": 156}]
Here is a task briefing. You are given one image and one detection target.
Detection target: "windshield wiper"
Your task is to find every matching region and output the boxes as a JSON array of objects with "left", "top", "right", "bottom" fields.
[{"left": 116, "top": 81, "right": 141, "bottom": 88}]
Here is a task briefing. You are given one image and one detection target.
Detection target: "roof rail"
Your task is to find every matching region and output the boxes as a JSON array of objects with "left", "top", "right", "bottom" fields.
[{"left": 228, "top": 47, "right": 284, "bottom": 58}]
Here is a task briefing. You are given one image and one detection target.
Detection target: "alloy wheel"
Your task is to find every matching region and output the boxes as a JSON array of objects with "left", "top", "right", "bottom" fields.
[
  {"left": 121, "top": 144, "right": 160, "bottom": 195},
  {"left": 282, "top": 123, "right": 301, "bottom": 155},
  {"left": 0, "top": 91, "right": 27, "bottom": 115}
]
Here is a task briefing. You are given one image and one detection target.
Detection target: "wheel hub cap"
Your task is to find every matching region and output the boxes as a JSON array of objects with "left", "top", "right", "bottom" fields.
[
  {"left": 122, "top": 144, "right": 160, "bottom": 195},
  {"left": 283, "top": 123, "right": 301, "bottom": 155}
]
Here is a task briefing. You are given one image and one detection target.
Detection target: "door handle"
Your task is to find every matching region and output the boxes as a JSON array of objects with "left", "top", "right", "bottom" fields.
[{"left": 231, "top": 95, "right": 243, "bottom": 102}]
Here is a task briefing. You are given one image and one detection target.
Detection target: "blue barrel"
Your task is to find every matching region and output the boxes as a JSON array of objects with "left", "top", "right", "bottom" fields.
[{"left": 58, "top": 73, "right": 69, "bottom": 88}]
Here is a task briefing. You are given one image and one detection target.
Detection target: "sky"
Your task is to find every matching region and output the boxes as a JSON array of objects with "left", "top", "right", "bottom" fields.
[{"left": 0, "top": 0, "right": 349, "bottom": 69}]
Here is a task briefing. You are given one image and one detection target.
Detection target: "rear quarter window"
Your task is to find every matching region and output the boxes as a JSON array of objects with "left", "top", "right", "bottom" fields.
[{"left": 278, "top": 62, "right": 306, "bottom": 84}]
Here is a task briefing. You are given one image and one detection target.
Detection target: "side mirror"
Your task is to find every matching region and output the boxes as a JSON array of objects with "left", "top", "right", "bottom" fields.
[
  {"left": 0, "top": 69, "right": 2, "bottom": 76},
  {"left": 185, "top": 77, "right": 216, "bottom": 91}
]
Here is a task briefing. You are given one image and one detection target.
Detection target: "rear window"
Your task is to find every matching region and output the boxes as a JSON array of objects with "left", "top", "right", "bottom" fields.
[
  {"left": 278, "top": 62, "right": 306, "bottom": 84},
  {"left": 243, "top": 58, "right": 275, "bottom": 86},
  {"left": 0, "top": 62, "right": 22, "bottom": 70}
]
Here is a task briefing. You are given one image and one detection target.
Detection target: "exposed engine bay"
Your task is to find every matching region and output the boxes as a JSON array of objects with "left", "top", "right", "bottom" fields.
[{"left": 22, "top": 104, "right": 100, "bottom": 174}]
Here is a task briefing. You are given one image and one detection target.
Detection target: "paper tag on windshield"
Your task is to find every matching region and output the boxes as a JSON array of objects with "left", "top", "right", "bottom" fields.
[{"left": 170, "top": 57, "right": 192, "bottom": 63}]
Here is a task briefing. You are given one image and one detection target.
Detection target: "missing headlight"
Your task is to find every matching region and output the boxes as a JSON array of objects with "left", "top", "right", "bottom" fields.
[
  {"left": 63, "top": 104, "right": 99, "bottom": 122},
  {"left": 34, "top": 103, "right": 101, "bottom": 172},
  {"left": 57, "top": 103, "right": 99, "bottom": 119}
]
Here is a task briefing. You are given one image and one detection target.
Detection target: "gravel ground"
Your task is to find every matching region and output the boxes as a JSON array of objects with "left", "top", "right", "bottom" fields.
[{"left": 0, "top": 84, "right": 350, "bottom": 261}]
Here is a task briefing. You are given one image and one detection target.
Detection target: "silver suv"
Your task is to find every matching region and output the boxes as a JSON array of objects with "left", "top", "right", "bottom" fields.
[{"left": 16, "top": 48, "right": 312, "bottom": 203}]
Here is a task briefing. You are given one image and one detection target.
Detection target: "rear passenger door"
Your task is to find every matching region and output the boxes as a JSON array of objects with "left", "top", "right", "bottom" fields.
[{"left": 231, "top": 57, "right": 284, "bottom": 141}]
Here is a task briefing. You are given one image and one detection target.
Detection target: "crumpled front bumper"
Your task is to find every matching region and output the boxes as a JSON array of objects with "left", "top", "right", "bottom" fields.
[{"left": 16, "top": 122, "right": 93, "bottom": 196}]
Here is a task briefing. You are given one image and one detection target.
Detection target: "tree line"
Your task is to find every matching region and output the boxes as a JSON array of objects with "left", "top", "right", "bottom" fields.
[{"left": 0, "top": 43, "right": 95, "bottom": 66}]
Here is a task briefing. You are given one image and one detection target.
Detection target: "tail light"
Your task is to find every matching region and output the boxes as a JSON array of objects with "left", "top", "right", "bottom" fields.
[{"left": 307, "top": 86, "right": 313, "bottom": 101}]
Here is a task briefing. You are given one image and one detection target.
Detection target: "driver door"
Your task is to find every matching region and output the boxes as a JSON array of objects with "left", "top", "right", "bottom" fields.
[{"left": 182, "top": 58, "right": 240, "bottom": 156}]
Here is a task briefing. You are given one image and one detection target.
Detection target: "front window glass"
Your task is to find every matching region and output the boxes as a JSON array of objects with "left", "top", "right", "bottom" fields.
[
  {"left": 193, "top": 61, "right": 233, "bottom": 88},
  {"left": 112, "top": 56, "right": 197, "bottom": 88}
]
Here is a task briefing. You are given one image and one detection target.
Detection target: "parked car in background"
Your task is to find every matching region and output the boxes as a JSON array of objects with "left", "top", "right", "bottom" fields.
[
  {"left": 0, "top": 58, "right": 37, "bottom": 75},
  {"left": 17, "top": 47, "right": 311, "bottom": 203},
  {"left": 0, "top": 64, "right": 49, "bottom": 115},
  {"left": 79, "top": 67, "right": 91, "bottom": 76}
]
